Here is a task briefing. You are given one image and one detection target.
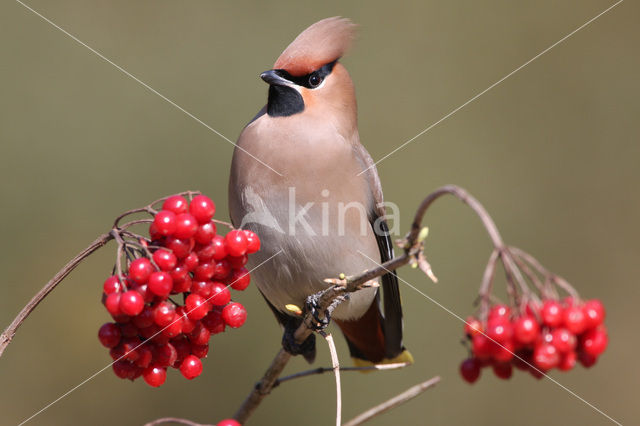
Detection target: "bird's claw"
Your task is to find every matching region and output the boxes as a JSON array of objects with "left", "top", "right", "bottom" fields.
[{"left": 304, "top": 293, "right": 331, "bottom": 332}]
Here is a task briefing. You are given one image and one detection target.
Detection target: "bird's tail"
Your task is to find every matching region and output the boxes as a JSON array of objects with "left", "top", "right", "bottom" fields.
[{"left": 334, "top": 300, "right": 413, "bottom": 369}]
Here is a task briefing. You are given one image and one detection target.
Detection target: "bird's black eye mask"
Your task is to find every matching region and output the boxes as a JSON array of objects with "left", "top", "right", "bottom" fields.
[
  {"left": 266, "top": 60, "right": 338, "bottom": 117},
  {"left": 274, "top": 59, "right": 338, "bottom": 89}
]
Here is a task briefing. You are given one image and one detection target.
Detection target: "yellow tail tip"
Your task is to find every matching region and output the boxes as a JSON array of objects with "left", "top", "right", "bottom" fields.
[{"left": 352, "top": 350, "right": 414, "bottom": 372}]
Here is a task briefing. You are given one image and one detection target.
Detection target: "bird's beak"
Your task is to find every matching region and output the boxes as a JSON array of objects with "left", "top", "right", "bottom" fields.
[{"left": 260, "top": 70, "right": 291, "bottom": 87}]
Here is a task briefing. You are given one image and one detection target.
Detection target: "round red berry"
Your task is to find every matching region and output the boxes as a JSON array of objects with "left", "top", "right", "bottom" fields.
[
  {"left": 558, "top": 351, "right": 577, "bottom": 371},
  {"left": 165, "top": 236, "right": 194, "bottom": 259},
  {"left": 244, "top": 230, "right": 260, "bottom": 254},
  {"left": 513, "top": 315, "right": 540, "bottom": 345},
  {"left": 104, "top": 292, "right": 122, "bottom": 316},
  {"left": 488, "top": 304, "right": 511, "bottom": 324},
  {"left": 580, "top": 327, "right": 608, "bottom": 356},
  {"left": 143, "top": 365, "right": 167, "bottom": 387},
  {"left": 194, "top": 262, "right": 215, "bottom": 281},
  {"left": 148, "top": 271, "right": 173, "bottom": 297},
  {"left": 217, "top": 420, "right": 241, "bottom": 426},
  {"left": 228, "top": 255, "right": 248, "bottom": 269},
  {"left": 202, "top": 308, "right": 226, "bottom": 334},
  {"left": 578, "top": 351, "right": 598, "bottom": 368},
  {"left": 153, "top": 249, "right": 177, "bottom": 271},
  {"left": 103, "top": 276, "right": 123, "bottom": 294},
  {"left": 191, "top": 344, "right": 209, "bottom": 358},
  {"left": 189, "top": 195, "right": 216, "bottom": 224},
  {"left": 174, "top": 213, "right": 198, "bottom": 239},
  {"left": 230, "top": 268, "right": 251, "bottom": 291},
  {"left": 471, "top": 334, "right": 493, "bottom": 360},
  {"left": 153, "top": 210, "right": 177, "bottom": 236},
  {"left": 550, "top": 328, "right": 577, "bottom": 353},
  {"left": 153, "top": 301, "right": 176, "bottom": 327},
  {"left": 222, "top": 302, "right": 247, "bottom": 328},
  {"left": 186, "top": 294, "right": 211, "bottom": 320},
  {"left": 533, "top": 342, "right": 560, "bottom": 370},
  {"left": 195, "top": 222, "right": 217, "bottom": 245},
  {"left": 128, "top": 258, "right": 154, "bottom": 284},
  {"left": 492, "top": 340, "right": 515, "bottom": 362},
  {"left": 113, "top": 360, "right": 136, "bottom": 380},
  {"left": 211, "top": 235, "right": 228, "bottom": 260},
  {"left": 184, "top": 252, "right": 199, "bottom": 270},
  {"left": 486, "top": 322, "right": 512, "bottom": 343},
  {"left": 162, "top": 195, "right": 189, "bottom": 214},
  {"left": 213, "top": 260, "right": 231, "bottom": 280},
  {"left": 492, "top": 362, "right": 512, "bottom": 380},
  {"left": 464, "top": 316, "right": 483, "bottom": 338},
  {"left": 459, "top": 358, "right": 481, "bottom": 383},
  {"left": 132, "top": 305, "right": 155, "bottom": 329},
  {"left": 189, "top": 323, "right": 211, "bottom": 346},
  {"left": 119, "top": 290, "right": 144, "bottom": 316},
  {"left": 583, "top": 299, "right": 605, "bottom": 329},
  {"left": 210, "top": 282, "right": 231, "bottom": 306},
  {"left": 225, "top": 230, "right": 248, "bottom": 257},
  {"left": 541, "top": 300, "right": 564, "bottom": 327},
  {"left": 564, "top": 305, "right": 587, "bottom": 334},
  {"left": 98, "top": 323, "right": 121, "bottom": 348},
  {"left": 154, "top": 342, "right": 178, "bottom": 367},
  {"left": 180, "top": 355, "right": 203, "bottom": 380}
]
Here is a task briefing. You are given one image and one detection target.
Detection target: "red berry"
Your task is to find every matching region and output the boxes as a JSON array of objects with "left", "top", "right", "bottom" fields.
[
  {"left": 217, "top": 420, "right": 241, "bottom": 426},
  {"left": 213, "top": 260, "right": 231, "bottom": 280},
  {"left": 558, "top": 351, "right": 577, "bottom": 371},
  {"left": 186, "top": 294, "right": 211, "bottom": 320},
  {"left": 174, "top": 213, "right": 198, "bottom": 239},
  {"left": 180, "top": 355, "right": 203, "bottom": 380},
  {"left": 492, "top": 362, "right": 513, "bottom": 380},
  {"left": 148, "top": 271, "right": 173, "bottom": 297},
  {"left": 153, "top": 301, "right": 176, "bottom": 327},
  {"left": 228, "top": 255, "right": 248, "bottom": 269},
  {"left": 103, "top": 276, "right": 123, "bottom": 294},
  {"left": 112, "top": 360, "right": 136, "bottom": 380},
  {"left": 165, "top": 236, "right": 194, "bottom": 259},
  {"left": 194, "top": 262, "right": 215, "bottom": 281},
  {"left": 191, "top": 344, "right": 209, "bottom": 358},
  {"left": 225, "top": 230, "right": 249, "bottom": 257},
  {"left": 580, "top": 327, "right": 608, "bottom": 356},
  {"left": 202, "top": 308, "right": 226, "bottom": 334},
  {"left": 143, "top": 365, "right": 167, "bottom": 387},
  {"left": 492, "top": 340, "right": 515, "bottom": 362},
  {"left": 119, "top": 322, "right": 139, "bottom": 338},
  {"left": 513, "top": 315, "right": 540, "bottom": 345},
  {"left": 132, "top": 305, "right": 155, "bottom": 329},
  {"left": 464, "top": 316, "right": 483, "bottom": 338},
  {"left": 195, "top": 222, "right": 217, "bottom": 245},
  {"left": 149, "top": 222, "right": 163, "bottom": 241},
  {"left": 488, "top": 304, "right": 511, "bottom": 324},
  {"left": 189, "top": 195, "right": 216, "bottom": 224},
  {"left": 172, "top": 337, "right": 192, "bottom": 364},
  {"left": 135, "top": 345, "right": 153, "bottom": 368},
  {"left": 578, "top": 351, "right": 598, "bottom": 368},
  {"left": 128, "top": 258, "right": 154, "bottom": 284},
  {"left": 222, "top": 302, "right": 247, "bottom": 328},
  {"left": 244, "top": 230, "right": 260, "bottom": 254},
  {"left": 211, "top": 235, "right": 228, "bottom": 260},
  {"left": 533, "top": 343, "right": 560, "bottom": 370},
  {"left": 192, "top": 280, "right": 214, "bottom": 298},
  {"left": 210, "top": 282, "right": 231, "bottom": 306},
  {"left": 154, "top": 342, "right": 178, "bottom": 367},
  {"left": 119, "top": 290, "right": 144, "bottom": 316},
  {"left": 162, "top": 316, "right": 184, "bottom": 338},
  {"left": 541, "top": 300, "right": 564, "bottom": 327},
  {"left": 120, "top": 337, "right": 141, "bottom": 362},
  {"left": 583, "top": 299, "right": 606, "bottom": 329},
  {"left": 471, "top": 334, "right": 493, "bottom": 360},
  {"left": 153, "top": 210, "right": 177, "bottom": 236},
  {"left": 459, "top": 358, "right": 481, "bottom": 383},
  {"left": 104, "top": 292, "right": 122, "bottom": 316},
  {"left": 189, "top": 323, "right": 211, "bottom": 346},
  {"left": 184, "top": 252, "right": 199, "bottom": 270},
  {"left": 162, "top": 195, "right": 188, "bottom": 214},
  {"left": 564, "top": 305, "right": 587, "bottom": 334},
  {"left": 550, "top": 328, "right": 577, "bottom": 353},
  {"left": 486, "top": 322, "right": 512, "bottom": 343},
  {"left": 172, "top": 275, "right": 192, "bottom": 294},
  {"left": 177, "top": 306, "right": 197, "bottom": 334},
  {"left": 153, "top": 249, "right": 177, "bottom": 271},
  {"left": 230, "top": 268, "right": 251, "bottom": 291},
  {"left": 98, "top": 323, "right": 121, "bottom": 348}
]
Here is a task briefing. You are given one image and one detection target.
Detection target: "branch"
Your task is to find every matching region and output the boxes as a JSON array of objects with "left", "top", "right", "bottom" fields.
[
  {"left": 143, "top": 418, "right": 213, "bottom": 426},
  {"left": 343, "top": 376, "right": 441, "bottom": 426},
  {"left": 0, "top": 233, "right": 113, "bottom": 358},
  {"left": 321, "top": 332, "right": 342, "bottom": 426},
  {"left": 274, "top": 362, "right": 409, "bottom": 386}
]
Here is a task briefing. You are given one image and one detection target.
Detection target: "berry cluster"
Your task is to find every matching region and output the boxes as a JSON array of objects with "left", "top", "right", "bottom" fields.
[
  {"left": 98, "top": 194, "right": 260, "bottom": 387},
  {"left": 460, "top": 298, "right": 607, "bottom": 383}
]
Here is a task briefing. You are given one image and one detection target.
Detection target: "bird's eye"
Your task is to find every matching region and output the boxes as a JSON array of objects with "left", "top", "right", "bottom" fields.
[{"left": 308, "top": 74, "right": 323, "bottom": 87}]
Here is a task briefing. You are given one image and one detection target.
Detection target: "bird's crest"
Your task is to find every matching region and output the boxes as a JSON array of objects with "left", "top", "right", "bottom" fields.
[{"left": 273, "top": 17, "right": 356, "bottom": 76}]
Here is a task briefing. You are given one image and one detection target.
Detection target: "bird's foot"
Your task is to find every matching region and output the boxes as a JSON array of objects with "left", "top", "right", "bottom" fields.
[
  {"left": 282, "top": 320, "right": 316, "bottom": 360},
  {"left": 304, "top": 292, "right": 350, "bottom": 332}
]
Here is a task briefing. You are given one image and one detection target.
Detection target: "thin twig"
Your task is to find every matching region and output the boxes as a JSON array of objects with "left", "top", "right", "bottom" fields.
[
  {"left": 343, "top": 376, "right": 441, "bottom": 426},
  {"left": 0, "top": 233, "right": 113, "bottom": 358},
  {"left": 274, "top": 362, "right": 410, "bottom": 387},
  {"left": 321, "top": 332, "right": 341, "bottom": 426},
  {"left": 143, "top": 417, "right": 213, "bottom": 426}
]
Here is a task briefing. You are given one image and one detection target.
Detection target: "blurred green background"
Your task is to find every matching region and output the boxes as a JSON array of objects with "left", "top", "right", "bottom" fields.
[{"left": 1, "top": 1, "right": 638, "bottom": 425}]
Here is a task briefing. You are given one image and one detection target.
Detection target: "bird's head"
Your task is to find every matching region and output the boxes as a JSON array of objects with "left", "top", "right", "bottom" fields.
[{"left": 261, "top": 17, "right": 357, "bottom": 125}]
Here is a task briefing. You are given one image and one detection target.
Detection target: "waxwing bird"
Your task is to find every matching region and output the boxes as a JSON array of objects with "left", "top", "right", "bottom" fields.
[{"left": 228, "top": 17, "right": 412, "bottom": 366}]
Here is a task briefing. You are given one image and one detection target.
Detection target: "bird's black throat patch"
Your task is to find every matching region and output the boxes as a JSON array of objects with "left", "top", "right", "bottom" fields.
[{"left": 267, "top": 85, "right": 304, "bottom": 117}]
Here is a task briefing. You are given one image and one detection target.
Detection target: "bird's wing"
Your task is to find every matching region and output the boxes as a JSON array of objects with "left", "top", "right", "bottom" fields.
[{"left": 352, "top": 142, "right": 405, "bottom": 358}]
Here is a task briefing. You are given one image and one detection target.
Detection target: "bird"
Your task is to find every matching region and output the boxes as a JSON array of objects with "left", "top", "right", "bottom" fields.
[{"left": 228, "top": 17, "right": 412, "bottom": 367}]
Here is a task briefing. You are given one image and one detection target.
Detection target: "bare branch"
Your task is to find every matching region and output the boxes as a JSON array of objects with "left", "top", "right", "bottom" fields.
[
  {"left": 0, "top": 233, "right": 113, "bottom": 358},
  {"left": 143, "top": 417, "right": 214, "bottom": 426},
  {"left": 321, "top": 332, "right": 342, "bottom": 426},
  {"left": 343, "top": 376, "right": 441, "bottom": 426},
  {"left": 274, "top": 362, "right": 410, "bottom": 386}
]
